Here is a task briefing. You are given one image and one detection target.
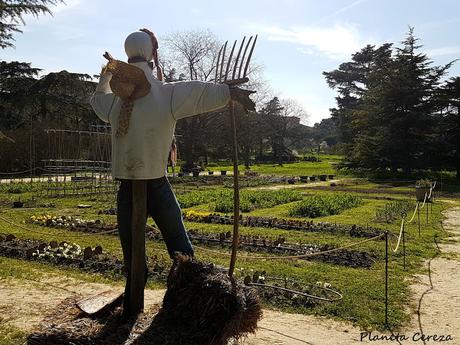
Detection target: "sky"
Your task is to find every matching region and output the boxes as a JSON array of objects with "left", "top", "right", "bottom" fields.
[{"left": 2, "top": 0, "right": 460, "bottom": 125}]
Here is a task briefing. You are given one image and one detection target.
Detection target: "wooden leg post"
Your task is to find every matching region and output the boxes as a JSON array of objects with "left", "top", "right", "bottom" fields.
[
  {"left": 127, "top": 180, "right": 147, "bottom": 316},
  {"left": 228, "top": 100, "right": 240, "bottom": 278}
]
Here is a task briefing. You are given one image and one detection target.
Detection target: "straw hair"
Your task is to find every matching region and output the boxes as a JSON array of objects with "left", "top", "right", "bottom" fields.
[{"left": 102, "top": 59, "right": 151, "bottom": 137}]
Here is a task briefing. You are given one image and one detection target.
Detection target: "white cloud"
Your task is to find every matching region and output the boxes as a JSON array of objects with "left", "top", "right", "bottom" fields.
[{"left": 251, "top": 22, "right": 369, "bottom": 60}]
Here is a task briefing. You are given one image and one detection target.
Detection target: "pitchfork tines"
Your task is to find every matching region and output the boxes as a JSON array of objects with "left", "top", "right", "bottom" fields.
[{"left": 214, "top": 35, "right": 258, "bottom": 85}]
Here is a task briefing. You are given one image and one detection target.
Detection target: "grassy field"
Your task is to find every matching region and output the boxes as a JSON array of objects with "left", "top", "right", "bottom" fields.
[
  {"left": 205, "top": 155, "right": 342, "bottom": 176},
  {"left": 0, "top": 161, "right": 459, "bottom": 344}
]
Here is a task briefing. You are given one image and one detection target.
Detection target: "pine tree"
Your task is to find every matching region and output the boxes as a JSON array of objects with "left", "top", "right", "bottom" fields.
[
  {"left": 439, "top": 77, "right": 460, "bottom": 178},
  {"left": 325, "top": 28, "right": 453, "bottom": 174},
  {"left": 323, "top": 43, "right": 393, "bottom": 161},
  {"left": 360, "top": 28, "right": 451, "bottom": 172},
  {"left": 0, "top": 0, "right": 63, "bottom": 48}
]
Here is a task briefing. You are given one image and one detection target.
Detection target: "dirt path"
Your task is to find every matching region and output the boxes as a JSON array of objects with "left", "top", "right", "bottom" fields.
[
  {"left": 1, "top": 207, "right": 459, "bottom": 344},
  {"left": 0, "top": 274, "right": 165, "bottom": 332},
  {"left": 403, "top": 207, "right": 460, "bottom": 343}
]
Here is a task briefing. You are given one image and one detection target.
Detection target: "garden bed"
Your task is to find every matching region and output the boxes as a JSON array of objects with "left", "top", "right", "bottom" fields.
[
  {"left": 25, "top": 215, "right": 378, "bottom": 268},
  {"left": 182, "top": 211, "right": 384, "bottom": 238},
  {"left": 0, "top": 233, "right": 168, "bottom": 280}
]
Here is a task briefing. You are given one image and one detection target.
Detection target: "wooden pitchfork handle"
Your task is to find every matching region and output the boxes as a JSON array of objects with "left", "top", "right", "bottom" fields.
[
  {"left": 228, "top": 99, "right": 240, "bottom": 278},
  {"left": 103, "top": 52, "right": 114, "bottom": 61}
]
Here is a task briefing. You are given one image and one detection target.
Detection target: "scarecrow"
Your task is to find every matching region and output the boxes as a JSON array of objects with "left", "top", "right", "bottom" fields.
[{"left": 90, "top": 29, "right": 255, "bottom": 316}]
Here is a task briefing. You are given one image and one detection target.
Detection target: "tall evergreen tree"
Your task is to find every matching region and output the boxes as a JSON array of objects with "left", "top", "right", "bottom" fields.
[
  {"left": 325, "top": 28, "right": 453, "bottom": 174},
  {"left": 439, "top": 77, "right": 460, "bottom": 178},
  {"left": 0, "top": 0, "right": 64, "bottom": 48},
  {"left": 323, "top": 43, "right": 393, "bottom": 156}
]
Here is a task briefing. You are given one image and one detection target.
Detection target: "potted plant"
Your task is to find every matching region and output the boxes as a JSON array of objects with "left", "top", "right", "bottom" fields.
[{"left": 415, "top": 179, "right": 432, "bottom": 202}]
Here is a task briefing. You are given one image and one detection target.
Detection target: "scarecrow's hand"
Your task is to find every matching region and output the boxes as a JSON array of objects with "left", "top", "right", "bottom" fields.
[{"left": 229, "top": 87, "right": 256, "bottom": 112}]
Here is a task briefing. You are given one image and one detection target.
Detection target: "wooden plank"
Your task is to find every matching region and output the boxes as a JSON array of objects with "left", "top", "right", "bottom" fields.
[
  {"left": 126, "top": 180, "right": 147, "bottom": 316},
  {"left": 76, "top": 290, "right": 123, "bottom": 315}
]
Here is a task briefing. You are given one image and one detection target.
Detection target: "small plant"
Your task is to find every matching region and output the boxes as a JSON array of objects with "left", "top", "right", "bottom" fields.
[
  {"left": 288, "top": 193, "right": 362, "bottom": 218},
  {"left": 375, "top": 200, "right": 413, "bottom": 223},
  {"left": 32, "top": 242, "right": 83, "bottom": 260},
  {"left": 302, "top": 156, "right": 321, "bottom": 162},
  {"left": 415, "top": 179, "right": 432, "bottom": 188}
]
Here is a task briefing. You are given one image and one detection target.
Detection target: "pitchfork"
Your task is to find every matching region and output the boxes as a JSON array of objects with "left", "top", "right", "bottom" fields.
[{"left": 213, "top": 35, "right": 258, "bottom": 278}]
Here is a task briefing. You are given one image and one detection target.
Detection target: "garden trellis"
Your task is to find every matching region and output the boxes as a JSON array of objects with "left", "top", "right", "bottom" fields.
[{"left": 42, "top": 125, "right": 116, "bottom": 197}]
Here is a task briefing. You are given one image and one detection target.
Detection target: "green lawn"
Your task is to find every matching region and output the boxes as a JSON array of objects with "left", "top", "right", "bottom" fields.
[{"left": 207, "top": 156, "right": 341, "bottom": 176}]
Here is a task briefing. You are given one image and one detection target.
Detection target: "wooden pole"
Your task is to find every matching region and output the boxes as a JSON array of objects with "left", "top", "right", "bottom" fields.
[
  {"left": 426, "top": 200, "right": 429, "bottom": 224},
  {"left": 402, "top": 220, "right": 406, "bottom": 270},
  {"left": 418, "top": 204, "right": 421, "bottom": 237},
  {"left": 385, "top": 231, "right": 389, "bottom": 327},
  {"left": 126, "top": 180, "right": 147, "bottom": 316},
  {"left": 228, "top": 100, "right": 240, "bottom": 278}
]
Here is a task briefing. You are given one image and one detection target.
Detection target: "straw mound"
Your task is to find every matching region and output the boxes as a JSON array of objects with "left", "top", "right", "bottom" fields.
[
  {"left": 150, "top": 257, "right": 263, "bottom": 344},
  {"left": 27, "top": 259, "right": 262, "bottom": 345}
]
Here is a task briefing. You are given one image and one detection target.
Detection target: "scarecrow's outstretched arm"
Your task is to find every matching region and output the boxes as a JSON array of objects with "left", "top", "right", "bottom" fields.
[
  {"left": 169, "top": 80, "right": 230, "bottom": 121},
  {"left": 90, "top": 70, "right": 116, "bottom": 124}
]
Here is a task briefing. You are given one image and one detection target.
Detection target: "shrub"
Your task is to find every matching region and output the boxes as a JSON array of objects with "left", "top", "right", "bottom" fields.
[
  {"left": 415, "top": 179, "right": 432, "bottom": 188},
  {"left": 375, "top": 200, "right": 413, "bottom": 223},
  {"left": 288, "top": 193, "right": 362, "bottom": 218},
  {"left": 213, "top": 189, "right": 302, "bottom": 213},
  {"left": 177, "top": 189, "right": 232, "bottom": 209},
  {"left": 302, "top": 156, "right": 321, "bottom": 162}
]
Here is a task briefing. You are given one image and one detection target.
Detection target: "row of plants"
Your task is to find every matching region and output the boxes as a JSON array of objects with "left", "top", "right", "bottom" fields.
[
  {"left": 288, "top": 193, "right": 363, "bottom": 218},
  {"left": 181, "top": 210, "right": 383, "bottom": 238},
  {"left": 177, "top": 188, "right": 302, "bottom": 212},
  {"left": 213, "top": 189, "right": 302, "bottom": 213},
  {"left": 375, "top": 200, "right": 414, "bottom": 224},
  {"left": 187, "top": 229, "right": 377, "bottom": 268},
  {"left": 26, "top": 213, "right": 377, "bottom": 267},
  {"left": 0, "top": 233, "right": 168, "bottom": 279},
  {"left": 0, "top": 181, "right": 42, "bottom": 194}
]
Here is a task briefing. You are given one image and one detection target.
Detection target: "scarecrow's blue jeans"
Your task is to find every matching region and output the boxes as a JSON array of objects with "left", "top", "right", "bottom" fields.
[{"left": 116, "top": 177, "right": 194, "bottom": 293}]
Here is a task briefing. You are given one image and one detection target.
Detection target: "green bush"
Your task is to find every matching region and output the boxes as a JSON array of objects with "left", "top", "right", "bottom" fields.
[
  {"left": 0, "top": 182, "right": 40, "bottom": 194},
  {"left": 416, "top": 179, "right": 432, "bottom": 188},
  {"left": 213, "top": 189, "right": 302, "bottom": 213},
  {"left": 302, "top": 156, "right": 321, "bottom": 162},
  {"left": 375, "top": 200, "right": 413, "bottom": 223},
  {"left": 288, "top": 193, "right": 363, "bottom": 218},
  {"left": 177, "top": 189, "right": 232, "bottom": 208},
  {"left": 177, "top": 188, "right": 302, "bottom": 213}
]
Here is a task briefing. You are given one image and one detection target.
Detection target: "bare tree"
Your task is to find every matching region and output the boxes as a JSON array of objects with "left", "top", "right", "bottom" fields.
[
  {"left": 280, "top": 98, "right": 309, "bottom": 124},
  {"left": 162, "top": 29, "right": 220, "bottom": 81}
]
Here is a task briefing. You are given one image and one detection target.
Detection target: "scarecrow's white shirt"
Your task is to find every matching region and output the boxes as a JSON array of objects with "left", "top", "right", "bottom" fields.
[{"left": 90, "top": 62, "right": 230, "bottom": 179}]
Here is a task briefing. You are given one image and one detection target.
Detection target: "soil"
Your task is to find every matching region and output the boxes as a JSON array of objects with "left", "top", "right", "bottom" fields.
[{"left": 1, "top": 207, "right": 459, "bottom": 344}]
